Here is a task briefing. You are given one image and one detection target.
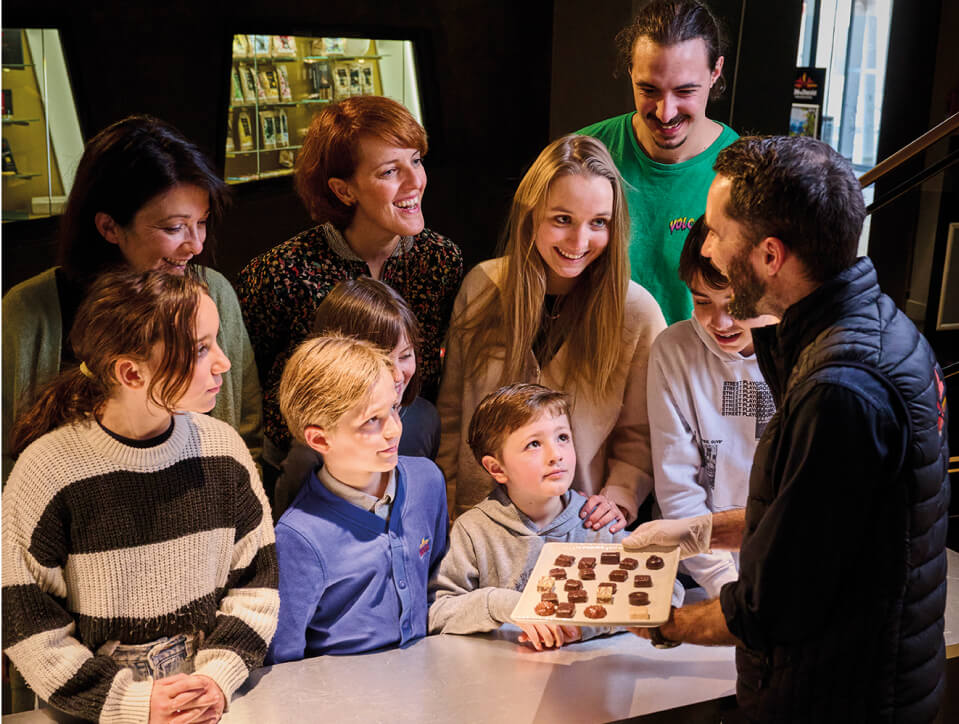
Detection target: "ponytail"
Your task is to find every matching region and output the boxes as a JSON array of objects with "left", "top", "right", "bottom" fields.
[{"left": 10, "top": 367, "right": 109, "bottom": 455}]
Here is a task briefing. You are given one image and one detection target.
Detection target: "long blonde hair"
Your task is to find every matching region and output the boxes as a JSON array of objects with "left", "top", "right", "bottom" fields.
[{"left": 456, "top": 134, "right": 629, "bottom": 398}]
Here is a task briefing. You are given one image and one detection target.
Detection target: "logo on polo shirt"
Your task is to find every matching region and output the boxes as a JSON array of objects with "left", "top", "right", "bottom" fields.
[{"left": 418, "top": 537, "right": 431, "bottom": 558}]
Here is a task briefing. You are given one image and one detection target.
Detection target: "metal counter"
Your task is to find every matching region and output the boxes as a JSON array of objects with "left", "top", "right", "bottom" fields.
[{"left": 5, "top": 549, "right": 957, "bottom": 723}]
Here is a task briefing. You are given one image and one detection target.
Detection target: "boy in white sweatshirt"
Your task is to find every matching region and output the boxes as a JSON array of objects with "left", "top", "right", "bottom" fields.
[
  {"left": 648, "top": 217, "right": 777, "bottom": 601},
  {"left": 428, "top": 383, "right": 623, "bottom": 649}
]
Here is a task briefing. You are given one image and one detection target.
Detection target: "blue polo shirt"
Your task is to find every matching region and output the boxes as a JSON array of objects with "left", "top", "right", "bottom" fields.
[{"left": 269, "top": 456, "right": 449, "bottom": 660}]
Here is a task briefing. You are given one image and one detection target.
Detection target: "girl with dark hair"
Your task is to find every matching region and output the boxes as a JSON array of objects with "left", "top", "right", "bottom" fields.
[
  {"left": 272, "top": 277, "right": 441, "bottom": 519},
  {"left": 236, "top": 96, "right": 462, "bottom": 485},
  {"left": 2, "top": 115, "right": 262, "bottom": 480},
  {"left": 2, "top": 269, "right": 278, "bottom": 723}
]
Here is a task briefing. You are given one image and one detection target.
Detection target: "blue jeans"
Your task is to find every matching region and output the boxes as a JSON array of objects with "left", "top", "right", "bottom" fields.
[{"left": 101, "top": 633, "right": 199, "bottom": 682}]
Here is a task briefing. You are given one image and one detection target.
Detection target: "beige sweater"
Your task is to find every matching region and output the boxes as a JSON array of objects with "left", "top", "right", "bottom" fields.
[{"left": 436, "top": 258, "right": 667, "bottom": 520}]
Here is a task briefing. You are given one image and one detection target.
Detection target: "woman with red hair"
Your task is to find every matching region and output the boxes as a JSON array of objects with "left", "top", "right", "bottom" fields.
[{"left": 236, "top": 96, "right": 462, "bottom": 493}]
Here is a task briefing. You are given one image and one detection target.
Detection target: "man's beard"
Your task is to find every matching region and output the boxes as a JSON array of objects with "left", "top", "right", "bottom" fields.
[{"left": 727, "top": 243, "right": 766, "bottom": 320}]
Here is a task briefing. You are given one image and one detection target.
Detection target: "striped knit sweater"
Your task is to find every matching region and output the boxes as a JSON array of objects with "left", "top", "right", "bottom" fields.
[{"left": 2, "top": 412, "right": 279, "bottom": 723}]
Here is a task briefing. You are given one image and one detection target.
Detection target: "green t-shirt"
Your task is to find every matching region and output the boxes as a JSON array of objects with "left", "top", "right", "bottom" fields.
[{"left": 578, "top": 113, "right": 738, "bottom": 324}]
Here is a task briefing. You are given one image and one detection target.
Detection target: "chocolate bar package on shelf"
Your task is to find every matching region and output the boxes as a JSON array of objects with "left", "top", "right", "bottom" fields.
[
  {"left": 272, "top": 35, "right": 297, "bottom": 57},
  {"left": 232, "top": 34, "right": 251, "bottom": 58},
  {"left": 252, "top": 35, "right": 270, "bottom": 57},
  {"left": 275, "top": 110, "right": 289, "bottom": 147},
  {"left": 259, "top": 68, "right": 280, "bottom": 102},
  {"left": 225, "top": 112, "right": 235, "bottom": 153},
  {"left": 236, "top": 111, "right": 254, "bottom": 152},
  {"left": 259, "top": 110, "right": 277, "bottom": 149},
  {"left": 238, "top": 63, "right": 258, "bottom": 103},
  {"left": 3, "top": 137, "right": 18, "bottom": 173},
  {"left": 276, "top": 65, "right": 293, "bottom": 101},
  {"left": 361, "top": 65, "right": 375, "bottom": 95}
]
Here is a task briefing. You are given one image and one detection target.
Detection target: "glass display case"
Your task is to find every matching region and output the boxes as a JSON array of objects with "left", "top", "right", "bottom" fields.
[
  {"left": 1, "top": 28, "right": 83, "bottom": 222},
  {"left": 223, "top": 34, "right": 422, "bottom": 185}
]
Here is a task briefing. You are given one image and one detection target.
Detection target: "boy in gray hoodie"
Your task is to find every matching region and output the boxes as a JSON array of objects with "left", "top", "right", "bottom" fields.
[{"left": 428, "top": 383, "right": 624, "bottom": 649}]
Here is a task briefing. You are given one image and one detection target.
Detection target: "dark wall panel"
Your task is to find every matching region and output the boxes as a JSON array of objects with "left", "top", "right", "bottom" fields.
[
  {"left": 724, "top": 0, "right": 802, "bottom": 136},
  {"left": 868, "top": 0, "right": 945, "bottom": 308},
  {"left": 548, "top": 0, "right": 801, "bottom": 149}
]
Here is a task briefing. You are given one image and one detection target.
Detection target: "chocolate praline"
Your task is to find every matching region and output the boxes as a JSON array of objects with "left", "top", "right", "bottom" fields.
[
  {"left": 584, "top": 604, "right": 607, "bottom": 619},
  {"left": 535, "top": 601, "right": 557, "bottom": 616}
]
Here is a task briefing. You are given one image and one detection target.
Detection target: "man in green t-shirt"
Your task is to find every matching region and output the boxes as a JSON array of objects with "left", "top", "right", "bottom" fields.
[{"left": 579, "top": 0, "right": 738, "bottom": 324}]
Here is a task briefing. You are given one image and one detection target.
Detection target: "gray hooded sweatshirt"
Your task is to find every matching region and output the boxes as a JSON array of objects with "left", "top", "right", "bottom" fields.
[{"left": 428, "top": 486, "right": 624, "bottom": 637}]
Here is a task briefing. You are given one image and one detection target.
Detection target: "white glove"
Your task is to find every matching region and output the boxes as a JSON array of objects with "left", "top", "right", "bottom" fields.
[{"left": 622, "top": 514, "right": 713, "bottom": 560}]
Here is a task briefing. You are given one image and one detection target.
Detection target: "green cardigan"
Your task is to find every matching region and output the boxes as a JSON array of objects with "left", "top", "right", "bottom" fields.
[{"left": 2, "top": 266, "right": 263, "bottom": 480}]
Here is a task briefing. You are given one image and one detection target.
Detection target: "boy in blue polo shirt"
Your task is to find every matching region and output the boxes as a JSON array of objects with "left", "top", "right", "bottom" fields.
[{"left": 268, "top": 335, "right": 448, "bottom": 661}]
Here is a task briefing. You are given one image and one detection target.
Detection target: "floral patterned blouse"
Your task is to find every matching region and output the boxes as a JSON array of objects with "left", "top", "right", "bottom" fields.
[{"left": 236, "top": 222, "right": 463, "bottom": 459}]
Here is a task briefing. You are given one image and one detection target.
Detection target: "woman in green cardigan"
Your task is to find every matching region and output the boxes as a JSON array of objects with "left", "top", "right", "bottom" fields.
[{"left": 2, "top": 115, "right": 262, "bottom": 481}]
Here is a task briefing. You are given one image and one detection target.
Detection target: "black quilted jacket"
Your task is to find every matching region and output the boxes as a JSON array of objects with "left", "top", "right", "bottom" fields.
[{"left": 719, "top": 257, "right": 950, "bottom": 723}]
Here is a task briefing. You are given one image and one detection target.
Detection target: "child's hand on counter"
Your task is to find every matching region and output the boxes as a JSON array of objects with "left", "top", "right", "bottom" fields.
[{"left": 515, "top": 622, "right": 582, "bottom": 651}]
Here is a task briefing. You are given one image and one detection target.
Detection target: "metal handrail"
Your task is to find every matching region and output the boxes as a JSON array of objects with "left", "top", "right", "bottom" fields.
[{"left": 859, "top": 111, "right": 959, "bottom": 188}]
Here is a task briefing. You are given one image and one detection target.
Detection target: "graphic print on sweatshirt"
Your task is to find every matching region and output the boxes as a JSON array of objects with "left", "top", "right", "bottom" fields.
[
  {"left": 721, "top": 380, "right": 775, "bottom": 438},
  {"left": 700, "top": 439, "right": 721, "bottom": 508}
]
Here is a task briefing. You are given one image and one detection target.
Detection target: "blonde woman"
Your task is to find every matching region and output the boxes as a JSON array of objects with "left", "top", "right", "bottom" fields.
[{"left": 437, "top": 134, "right": 666, "bottom": 530}]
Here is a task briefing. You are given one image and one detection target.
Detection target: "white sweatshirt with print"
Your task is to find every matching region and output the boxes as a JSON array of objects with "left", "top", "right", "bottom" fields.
[{"left": 647, "top": 316, "right": 774, "bottom": 598}]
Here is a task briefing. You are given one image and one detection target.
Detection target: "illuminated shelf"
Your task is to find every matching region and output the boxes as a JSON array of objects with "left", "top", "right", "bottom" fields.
[
  {"left": 228, "top": 99, "right": 329, "bottom": 109},
  {"left": 2, "top": 171, "right": 42, "bottom": 179},
  {"left": 225, "top": 144, "right": 302, "bottom": 158},
  {"left": 232, "top": 56, "right": 298, "bottom": 63},
  {"left": 302, "top": 55, "right": 383, "bottom": 62},
  {"left": 226, "top": 167, "right": 294, "bottom": 185}
]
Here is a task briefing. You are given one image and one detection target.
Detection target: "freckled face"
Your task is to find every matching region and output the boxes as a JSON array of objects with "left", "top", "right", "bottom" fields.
[{"left": 340, "top": 135, "right": 427, "bottom": 240}]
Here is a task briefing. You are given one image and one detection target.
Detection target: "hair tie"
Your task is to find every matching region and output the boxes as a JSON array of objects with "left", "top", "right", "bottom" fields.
[{"left": 79, "top": 361, "right": 95, "bottom": 379}]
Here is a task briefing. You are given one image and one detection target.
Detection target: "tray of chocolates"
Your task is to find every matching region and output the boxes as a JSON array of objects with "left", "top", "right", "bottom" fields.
[{"left": 510, "top": 542, "right": 680, "bottom": 627}]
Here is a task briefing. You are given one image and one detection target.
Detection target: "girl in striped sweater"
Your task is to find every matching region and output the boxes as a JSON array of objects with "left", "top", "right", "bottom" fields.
[{"left": 2, "top": 270, "right": 279, "bottom": 723}]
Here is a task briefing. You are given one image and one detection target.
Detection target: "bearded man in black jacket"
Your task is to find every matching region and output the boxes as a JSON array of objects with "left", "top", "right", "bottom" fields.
[{"left": 626, "top": 135, "right": 950, "bottom": 723}]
